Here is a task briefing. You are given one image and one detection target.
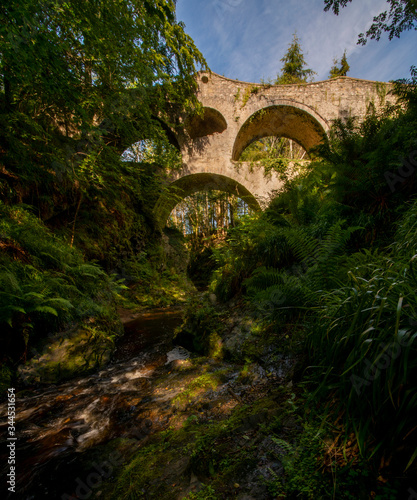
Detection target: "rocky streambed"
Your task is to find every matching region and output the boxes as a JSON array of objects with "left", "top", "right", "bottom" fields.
[{"left": 0, "top": 305, "right": 299, "bottom": 500}]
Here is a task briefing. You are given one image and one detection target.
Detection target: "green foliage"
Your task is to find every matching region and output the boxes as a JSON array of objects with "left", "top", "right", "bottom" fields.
[
  {"left": 245, "top": 270, "right": 310, "bottom": 322},
  {"left": 294, "top": 101, "right": 417, "bottom": 245},
  {"left": 393, "top": 65, "right": 417, "bottom": 112},
  {"left": 0, "top": 0, "right": 207, "bottom": 277},
  {"left": 266, "top": 174, "right": 337, "bottom": 228},
  {"left": 175, "top": 295, "right": 223, "bottom": 353},
  {"left": 121, "top": 138, "right": 182, "bottom": 167},
  {"left": 0, "top": 0, "right": 207, "bottom": 376},
  {"left": 168, "top": 190, "right": 251, "bottom": 247},
  {"left": 18, "top": 317, "right": 120, "bottom": 385},
  {"left": 306, "top": 199, "right": 417, "bottom": 465},
  {"left": 183, "top": 486, "right": 218, "bottom": 500},
  {"left": 210, "top": 203, "right": 359, "bottom": 308},
  {"left": 210, "top": 215, "right": 295, "bottom": 301},
  {"left": 324, "top": 0, "right": 417, "bottom": 44},
  {"left": 0, "top": 202, "right": 123, "bottom": 365},
  {"left": 275, "top": 33, "right": 316, "bottom": 85},
  {"left": 110, "top": 440, "right": 178, "bottom": 500},
  {"left": 0, "top": 364, "right": 13, "bottom": 394},
  {"left": 391, "top": 190, "right": 417, "bottom": 258},
  {"left": 268, "top": 424, "right": 328, "bottom": 499},
  {"left": 119, "top": 248, "right": 192, "bottom": 309},
  {"left": 0, "top": 0, "right": 206, "bottom": 210},
  {"left": 240, "top": 220, "right": 359, "bottom": 324},
  {"left": 241, "top": 84, "right": 260, "bottom": 107},
  {"left": 0, "top": 0, "right": 207, "bottom": 371},
  {"left": 286, "top": 220, "right": 361, "bottom": 289},
  {"left": 329, "top": 50, "right": 350, "bottom": 78},
  {"left": 241, "top": 136, "right": 307, "bottom": 163},
  {"left": 240, "top": 135, "right": 308, "bottom": 180}
]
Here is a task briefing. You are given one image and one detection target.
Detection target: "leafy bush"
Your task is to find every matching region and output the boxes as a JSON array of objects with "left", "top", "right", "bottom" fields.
[
  {"left": 175, "top": 295, "right": 223, "bottom": 354},
  {"left": 210, "top": 215, "right": 295, "bottom": 301},
  {"left": 0, "top": 202, "right": 123, "bottom": 366}
]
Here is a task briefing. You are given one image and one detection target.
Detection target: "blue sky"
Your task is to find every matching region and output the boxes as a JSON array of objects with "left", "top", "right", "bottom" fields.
[{"left": 176, "top": 0, "right": 416, "bottom": 83}]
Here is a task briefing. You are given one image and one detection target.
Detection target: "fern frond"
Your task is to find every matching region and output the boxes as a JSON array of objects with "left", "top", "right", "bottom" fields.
[{"left": 244, "top": 267, "right": 284, "bottom": 295}]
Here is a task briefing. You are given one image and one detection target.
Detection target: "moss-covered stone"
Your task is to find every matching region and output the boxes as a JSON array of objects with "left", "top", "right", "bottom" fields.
[{"left": 17, "top": 318, "right": 121, "bottom": 385}]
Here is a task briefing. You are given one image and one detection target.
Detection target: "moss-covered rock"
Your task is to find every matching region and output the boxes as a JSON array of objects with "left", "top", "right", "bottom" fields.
[{"left": 17, "top": 317, "right": 122, "bottom": 385}]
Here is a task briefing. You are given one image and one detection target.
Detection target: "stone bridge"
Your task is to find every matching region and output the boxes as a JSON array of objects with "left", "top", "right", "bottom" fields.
[{"left": 154, "top": 71, "right": 395, "bottom": 226}]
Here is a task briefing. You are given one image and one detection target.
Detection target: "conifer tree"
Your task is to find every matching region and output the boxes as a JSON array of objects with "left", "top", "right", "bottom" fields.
[
  {"left": 275, "top": 33, "right": 316, "bottom": 85},
  {"left": 329, "top": 51, "right": 350, "bottom": 78}
]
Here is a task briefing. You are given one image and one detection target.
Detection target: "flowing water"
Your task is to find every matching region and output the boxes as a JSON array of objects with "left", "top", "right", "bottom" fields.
[{"left": 0, "top": 307, "right": 186, "bottom": 499}]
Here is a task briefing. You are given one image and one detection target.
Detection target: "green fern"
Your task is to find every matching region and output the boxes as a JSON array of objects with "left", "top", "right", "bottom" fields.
[
  {"left": 244, "top": 266, "right": 284, "bottom": 295},
  {"left": 286, "top": 221, "right": 360, "bottom": 291},
  {"left": 244, "top": 267, "right": 311, "bottom": 319},
  {"left": 0, "top": 202, "right": 122, "bottom": 363}
]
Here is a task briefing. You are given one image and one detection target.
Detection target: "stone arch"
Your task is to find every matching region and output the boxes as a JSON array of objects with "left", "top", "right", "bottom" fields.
[
  {"left": 232, "top": 103, "right": 328, "bottom": 161},
  {"left": 185, "top": 107, "right": 227, "bottom": 139},
  {"left": 101, "top": 114, "right": 181, "bottom": 156},
  {"left": 154, "top": 172, "right": 260, "bottom": 228}
]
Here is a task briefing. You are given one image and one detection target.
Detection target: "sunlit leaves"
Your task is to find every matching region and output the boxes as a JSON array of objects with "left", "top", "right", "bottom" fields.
[{"left": 0, "top": 0, "right": 206, "bottom": 205}]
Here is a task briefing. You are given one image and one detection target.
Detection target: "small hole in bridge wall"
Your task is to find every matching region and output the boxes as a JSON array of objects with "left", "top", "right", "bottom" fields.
[{"left": 201, "top": 76, "right": 209, "bottom": 84}]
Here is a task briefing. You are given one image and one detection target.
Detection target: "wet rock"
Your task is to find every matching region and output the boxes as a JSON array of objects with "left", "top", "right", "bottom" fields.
[
  {"left": 227, "top": 371, "right": 240, "bottom": 382},
  {"left": 128, "top": 427, "right": 148, "bottom": 440},
  {"left": 70, "top": 423, "right": 90, "bottom": 438},
  {"left": 166, "top": 346, "right": 191, "bottom": 365},
  {"left": 17, "top": 326, "right": 118, "bottom": 386}
]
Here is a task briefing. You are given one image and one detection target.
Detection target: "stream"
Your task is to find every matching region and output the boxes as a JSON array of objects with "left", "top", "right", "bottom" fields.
[{"left": 0, "top": 307, "right": 186, "bottom": 499}]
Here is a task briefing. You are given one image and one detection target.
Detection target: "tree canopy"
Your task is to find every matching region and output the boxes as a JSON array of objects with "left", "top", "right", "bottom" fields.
[
  {"left": 275, "top": 33, "right": 316, "bottom": 85},
  {"left": 0, "top": 0, "right": 206, "bottom": 200},
  {"left": 324, "top": 0, "right": 417, "bottom": 44}
]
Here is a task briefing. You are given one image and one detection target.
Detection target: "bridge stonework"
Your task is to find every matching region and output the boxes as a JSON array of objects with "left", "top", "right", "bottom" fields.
[{"left": 155, "top": 72, "right": 395, "bottom": 225}]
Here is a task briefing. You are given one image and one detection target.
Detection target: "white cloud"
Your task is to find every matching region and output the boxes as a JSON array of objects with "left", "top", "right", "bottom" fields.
[{"left": 176, "top": 0, "right": 416, "bottom": 82}]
